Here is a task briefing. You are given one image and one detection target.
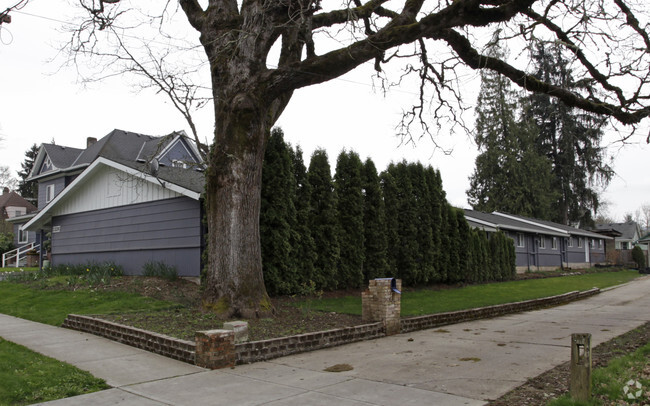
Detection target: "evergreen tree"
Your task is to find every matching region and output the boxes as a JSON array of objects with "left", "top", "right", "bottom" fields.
[
  {"left": 391, "top": 162, "right": 420, "bottom": 285},
  {"left": 409, "top": 163, "right": 435, "bottom": 284},
  {"left": 467, "top": 37, "right": 555, "bottom": 220},
  {"left": 524, "top": 41, "right": 613, "bottom": 226},
  {"left": 425, "top": 167, "right": 444, "bottom": 283},
  {"left": 260, "top": 128, "right": 298, "bottom": 295},
  {"left": 446, "top": 204, "right": 461, "bottom": 283},
  {"left": 456, "top": 209, "right": 470, "bottom": 282},
  {"left": 361, "top": 158, "right": 388, "bottom": 281},
  {"left": 17, "top": 144, "right": 39, "bottom": 201},
  {"left": 380, "top": 170, "right": 400, "bottom": 277},
  {"left": 438, "top": 199, "right": 450, "bottom": 283},
  {"left": 334, "top": 150, "right": 365, "bottom": 288},
  {"left": 289, "top": 145, "right": 317, "bottom": 288},
  {"left": 307, "top": 149, "right": 340, "bottom": 290}
]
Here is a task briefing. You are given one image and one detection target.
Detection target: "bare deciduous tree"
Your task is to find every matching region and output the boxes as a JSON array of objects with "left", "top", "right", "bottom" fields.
[
  {"left": 0, "top": 166, "right": 18, "bottom": 191},
  {"left": 61, "top": 0, "right": 650, "bottom": 317}
]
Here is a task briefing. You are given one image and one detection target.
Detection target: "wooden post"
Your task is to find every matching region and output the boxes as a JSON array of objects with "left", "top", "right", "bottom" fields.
[{"left": 570, "top": 333, "right": 592, "bottom": 401}]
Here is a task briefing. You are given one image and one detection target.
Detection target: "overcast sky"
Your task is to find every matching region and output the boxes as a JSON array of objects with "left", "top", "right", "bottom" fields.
[{"left": 0, "top": 1, "right": 648, "bottom": 222}]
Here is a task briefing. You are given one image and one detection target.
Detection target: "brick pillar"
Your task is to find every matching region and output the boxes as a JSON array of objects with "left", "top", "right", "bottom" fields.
[
  {"left": 195, "top": 329, "right": 235, "bottom": 369},
  {"left": 362, "top": 278, "right": 402, "bottom": 335}
]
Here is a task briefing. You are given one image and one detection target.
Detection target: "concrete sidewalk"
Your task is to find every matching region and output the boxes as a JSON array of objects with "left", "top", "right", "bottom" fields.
[{"left": 1, "top": 275, "right": 648, "bottom": 405}]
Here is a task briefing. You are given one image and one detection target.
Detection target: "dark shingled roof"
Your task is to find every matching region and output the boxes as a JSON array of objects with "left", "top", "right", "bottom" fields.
[
  {"left": 0, "top": 190, "right": 37, "bottom": 220},
  {"left": 72, "top": 129, "right": 162, "bottom": 165},
  {"left": 42, "top": 144, "right": 84, "bottom": 169},
  {"left": 595, "top": 222, "right": 639, "bottom": 241},
  {"left": 495, "top": 212, "right": 606, "bottom": 239},
  {"left": 464, "top": 209, "right": 565, "bottom": 236},
  {"left": 112, "top": 158, "right": 205, "bottom": 194}
]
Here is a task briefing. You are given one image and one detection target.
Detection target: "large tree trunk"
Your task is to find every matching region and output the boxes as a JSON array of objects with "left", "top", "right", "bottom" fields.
[{"left": 201, "top": 96, "right": 275, "bottom": 318}]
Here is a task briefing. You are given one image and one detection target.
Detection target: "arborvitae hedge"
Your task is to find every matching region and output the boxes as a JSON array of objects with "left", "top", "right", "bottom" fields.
[{"left": 260, "top": 134, "right": 517, "bottom": 294}]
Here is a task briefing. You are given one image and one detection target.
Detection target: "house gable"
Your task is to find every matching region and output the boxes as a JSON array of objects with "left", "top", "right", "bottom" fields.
[
  {"left": 157, "top": 135, "right": 201, "bottom": 168},
  {"left": 24, "top": 157, "right": 200, "bottom": 231}
]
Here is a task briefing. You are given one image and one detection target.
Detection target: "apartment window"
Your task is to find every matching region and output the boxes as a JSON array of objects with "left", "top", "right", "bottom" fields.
[
  {"left": 552, "top": 237, "right": 558, "bottom": 250},
  {"left": 567, "top": 237, "right": 573, "bottom": 248},
  {"left": 599, "top": 240, "right": 603, "bottom": 248},
  {"left": 45, "top": 184, "right": 55, "bottom": 203},
  {"left": 516, "top": 233, "right": 525, "bottom": 247},
  {"left": 538, "top": 237, "right": 546, "bottom": 249},
  {"left": 18, "top": 228, "right": 28, "bottom": 244}
]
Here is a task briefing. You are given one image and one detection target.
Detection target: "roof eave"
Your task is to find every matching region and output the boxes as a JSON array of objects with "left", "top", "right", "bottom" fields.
[{"left": 23, "top": 157, "right": 201, "bottom": 231}]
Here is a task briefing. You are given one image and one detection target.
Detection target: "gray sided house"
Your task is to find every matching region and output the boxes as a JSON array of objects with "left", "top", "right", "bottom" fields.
[
  {"left": 22, "top": 129, "right": 206, "bottom": 276},
  {"left": 595, "top": 221, "right": 648, "bottom": 266},
  {"left": 464, "top": 210, "right": 609, "bottom": 273}
]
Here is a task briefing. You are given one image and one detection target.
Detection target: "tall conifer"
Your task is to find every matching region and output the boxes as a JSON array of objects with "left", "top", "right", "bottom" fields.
[
  {"left": 362, "top": 158, "right": 388, "bottom": 281},
  {"left": 260, "top": 128, "right": 298, "bottom": 294},
  {"left": 334, "top": 150, "right": 365, "bottom": 288},
  {"left": 289, "top": 145, "right": 317, "bottom": 287},
  {"left": 307, "top": 149, "right": 340, "bottom": 290}
]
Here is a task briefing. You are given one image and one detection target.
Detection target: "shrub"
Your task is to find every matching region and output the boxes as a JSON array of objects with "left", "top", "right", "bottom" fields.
[
  {"left": 631, "top": 245, "right": 645, "bottom": 269},
  {"left": 0, "top": 232, "right": 13, "bottom": 255},
  {"left": 142, "top": 261, "right": 178, "bottom": 281}
]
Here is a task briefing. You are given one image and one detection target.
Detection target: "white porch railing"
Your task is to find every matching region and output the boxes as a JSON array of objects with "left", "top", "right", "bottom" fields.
[{"left": 2, "top": 243, "right": 40, "bottom": 268}]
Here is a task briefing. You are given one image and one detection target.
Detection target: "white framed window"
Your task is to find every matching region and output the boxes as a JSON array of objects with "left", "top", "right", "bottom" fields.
[
  {"left": 567, "top": 237, "right": 573, "bottom": 248},
  {"left": 517, "top": 233, "right": 525, "bottom": 247},
  {"left": 590, "top": 239, "right": 595, "bottom": 248},
  {"left": 172, "top": 159, "right": 188, "bottom": 169},
  {"left": 538, "top": 237, "right": 546, "bottom": 249},
  {"left": 599, "top": 239, "right": 603, "bottom": 248},
  {"left": 578, "top": 237, "right": 583, "bottom": 248},
  {"left": 18, "top": 228, "right": 28, "bottom": 244},
  {"left": 45, "top": 184, "right": 55, "bottom": 203},
  {"left": 552, "top": 237, "right": 558, "bottom": 250}
]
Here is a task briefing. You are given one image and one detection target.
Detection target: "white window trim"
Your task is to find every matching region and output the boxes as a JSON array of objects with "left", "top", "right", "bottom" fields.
[
  {"left": 517, "top": 233, "right": 525, "bottom": 248},
  {"left": 578, "top": 237, "right": 583, "bottom": 248},
  {"left": 45, "top": 184, "right": 55, "bottom": 203},
  {"left": 172, "top": 159, "right": 188, "bottom": 169},
  {"left": 552, "top": 237, "right": 558, "bottom": 250},
  {"left": 539, "top": 237, "right": 546, "bottom": 249},
  {"left": 18, "top": 228, "right": 28, "bottom": 244},
  {"left": 567, "top": 237, "right": 573, "bottom": 248}
]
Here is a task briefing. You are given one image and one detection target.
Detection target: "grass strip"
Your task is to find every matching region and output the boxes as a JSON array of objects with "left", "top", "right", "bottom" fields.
[
  {"left": 0, "top": 337, "right": 109, "bottom": 406},
  {"left": 0, "top": 282, "right": 180, "bottom": 325},
  {"left": 0, "top": 267, "right": 37, "bottom": 273},
  {"left": 547, "top": 340, "right": 650, "bottom": 405},
  {"left": 305, "top": 270, "right": 640, "bottom": 316}
]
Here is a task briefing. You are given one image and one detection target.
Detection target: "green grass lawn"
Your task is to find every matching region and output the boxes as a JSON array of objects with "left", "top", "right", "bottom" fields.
[
  {"left": 0, "top": 282, "right": 180, "bottom": 325},
  {"left": 0, "top": 267, "right": 38, "bottom": 273},
  {"left": 548, "top": 339, "right": 650, "bottom": 405},
  {"left": 0, "top": 337, "right": 109, "bottom": 406},
  {"left": 306, "top": 270, "right": 641, "bottom": 316}
]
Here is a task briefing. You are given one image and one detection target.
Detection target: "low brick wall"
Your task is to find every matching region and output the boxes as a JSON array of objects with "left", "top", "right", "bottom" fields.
[
  {"left": 235, "top": 322, "right": 383, "bottom": 364},
  {"left": 400, "top": 288, "right": 600, "bottom": 333},
  {"left": 62, "top": 288, "right": 600, "bottom": 368},
  {"left": 62, "top": 314, "right": 195, "bottom": 364}
]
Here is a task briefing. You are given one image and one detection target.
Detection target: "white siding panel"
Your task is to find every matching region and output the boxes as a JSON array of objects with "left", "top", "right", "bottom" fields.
[{"left": 52, "top": 167, "right": 181, "bottom": 216}]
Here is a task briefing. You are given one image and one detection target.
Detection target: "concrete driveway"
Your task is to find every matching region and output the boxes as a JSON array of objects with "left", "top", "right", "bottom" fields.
[{"left": 1, "top": 275, "right": 648, "bottom": 405}]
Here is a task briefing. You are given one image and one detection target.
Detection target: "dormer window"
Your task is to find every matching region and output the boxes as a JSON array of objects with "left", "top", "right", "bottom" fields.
[{"left": 172, "top": 160, "right": 188, "bottom": 169}]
